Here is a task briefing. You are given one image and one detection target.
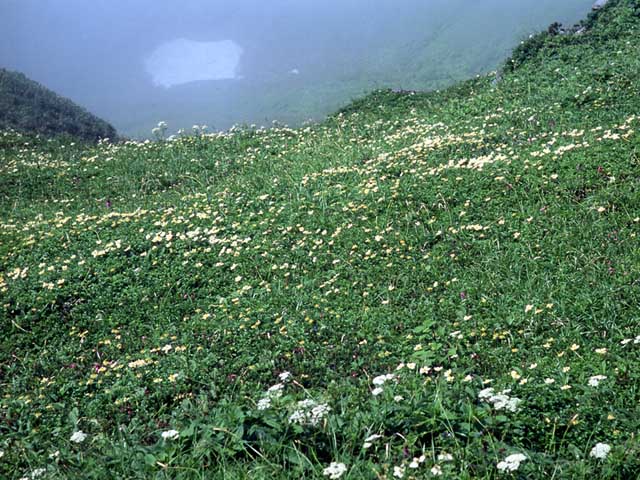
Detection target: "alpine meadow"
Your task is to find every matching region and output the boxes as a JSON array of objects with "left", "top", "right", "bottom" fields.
[{"left": 1, "top": 1, "right": 640, "bottom": 479}]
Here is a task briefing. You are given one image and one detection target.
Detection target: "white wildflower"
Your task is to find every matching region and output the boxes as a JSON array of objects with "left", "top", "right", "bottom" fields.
[
  {"left": 589, "top": 443, "right": 611, "bottom": 459},
  {"left": 372, "top": 387, "right": 384, "bottom": 396},
  {"left": 23, "top": 468, "right": 47, "bottom": 479},
  {"left": 393, "top": 465, "right": 405, "bottom": 478},
  {"left": 257, "top": 397, "right": 272, "bottom": 410},
  {"left": 431, "top": 464, "right": 443, "bottom": 476},
  {"left": 161, "top": 429, "right": 179, "bottom": 440},
  {"left": 267, "top": 383, "right": 284, "bottom": 398},
  {"left": 372, "top": 373, "right": 396, "bottom": 386},
  {"left": 588, "top": 375, "right": 607, "bottom": 387},
  {"left": 478, "top": 387, "right": 495, "bottom": 400},
  {"left": 279, "top": 371, "right": 292, "bottom": 382},
  {"left": 479, "top": 388, "right": 521, "bottom": 412},
  {"left": 438, "top": 452, "right": 453, "bottom": 462},
  {"left": 497, "top": 453, "right": 527, "bottom": 472},
  {"left": 323, "top": 462, "right": 347, "bottom": 479},
  {"left": 70, "top": 431, "right": 87, "bottom": 443},
  {"left": 288, "top": 400, "right": 331, "bottom": 426}
]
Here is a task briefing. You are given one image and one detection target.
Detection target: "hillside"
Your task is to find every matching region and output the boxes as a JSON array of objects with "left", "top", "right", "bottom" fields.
[
  {"left": 0, "top": 69, "right": 117, "bottom": 142},
  {"left": 1, "top": 1, "right": 640, "bottom": 478}
]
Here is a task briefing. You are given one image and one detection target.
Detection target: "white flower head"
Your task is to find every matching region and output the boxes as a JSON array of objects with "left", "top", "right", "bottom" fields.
[
  {"left": 323, "top": 462, "right": 347, "bottom": 479},
  {"left": 393, "top": 465, "right": 405, "bottom": 478},
  {"left": 257, "top": 397, "right": 272, "bottom": 410},
  {"left": 479, "top": 388, "right": 521, "bottom": 412},
  {"left": 497, "top": 453, "right": 527, "bottom": 472},
  {"left": 372, "top": 387, "right": 384, "bottom": 396},
  {"left": 431, "top": 465, "right": 443, "bottom": 476},
  {"left": 288, "top": 400, "right": 331, "bottom": 426},
  {"left": 588, "top": 375, "right": 607, "bottom": 387},
  {"left": 70, "top": 431, "right": 87, "bottom": 443},
  {"left": 21, "top": 468, "right": 47, "bottom": 479},
  {"left": 438, "top": 452, "right": 454, "bottom": 462},
  {"left": 161, "top": 429, "right": 180, "bottom": 440},
  {"left": 372, "top": 373, "right": 396, "bottom": 386},
  {"left": 478, "top": 387, "right": 495, "bottom": 400},
  {"left": 266, "top": 383, "right": 284, "bottom": 398},
  {"left": 279, "top": 371, "right": 292, "bottom": 382},
  {"left": 590, "top": 442, "right": 611, "bottom": 459}
]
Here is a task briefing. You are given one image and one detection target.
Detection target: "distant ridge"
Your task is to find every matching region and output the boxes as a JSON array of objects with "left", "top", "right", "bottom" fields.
[{"left": 0, "top": 68, "right": 117, "bottom": 142}]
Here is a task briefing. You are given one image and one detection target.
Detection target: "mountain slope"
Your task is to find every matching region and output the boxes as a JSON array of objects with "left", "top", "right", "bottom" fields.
[
  {"left": 0, "top": 68, "right": 117, "bottom": 142},
  {"left": 0, "top": 1, "right": 639, "bottom": 478}
]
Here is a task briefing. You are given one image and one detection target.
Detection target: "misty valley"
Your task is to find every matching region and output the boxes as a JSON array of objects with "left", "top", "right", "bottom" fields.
[{"left": 1, "top": 0, "right": 596, "bottom": 138}]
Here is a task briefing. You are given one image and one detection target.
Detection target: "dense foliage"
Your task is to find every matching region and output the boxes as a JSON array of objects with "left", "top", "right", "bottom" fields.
[
  {"left": 0, "top": 69, "right": 117, "bottom": 143},
  {"left": 1, "top": 0, "right": 639, "bottom": 478}
]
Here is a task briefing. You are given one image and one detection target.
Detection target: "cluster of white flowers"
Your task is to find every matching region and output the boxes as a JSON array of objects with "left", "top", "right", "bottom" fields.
[
  {"left": 151, "top": 121, "right": 168, "bottom": 138},
  {"left": 161, "top": 429, "right": 180, "bottom": 440},
  {"left": 266, "top": 383, "right": 285, "bottom": 398},
  {"left": 255, "top": 377, "right": 291, "bottom": 411},
  {"left": 590, "top": 442, "right": 611, "bottom": 459},
  {"left": 323, "top": 462, "right": 347, "bottom": 479},
  {"left": 497, "top": 453, "right": 527, "bottom": 472},
  {"left": 371, "top": 373, "right": 396, "bottom": 396},
  {"left": 408, "top": 455, "right": 426, "bottom": 469},
  {"left": 257, "top": 397, "right": 272, "bottom": 410},
  {"left": 588, "top": 375, "right": 607, "bottom": 387},
  {"left": 437, "top": 452, "right": 454, "bottom": 462},
  {"left": 478, "top": 388, "right": 521, "bottom": 412},
  {"left": 430, "top": 465, "right": 443, "bottom": 476},
  {"left": 372, "top": 373, "right": 396, "bottom": 385},
  {"left": 70, "top": 430, "right": 87, "bottom": 443},
  {"left": 288, "top": 399, "right": 331, "bottom": 426},
  {"left": 19, "top": 468, "right": 47, "bottom": 480}
]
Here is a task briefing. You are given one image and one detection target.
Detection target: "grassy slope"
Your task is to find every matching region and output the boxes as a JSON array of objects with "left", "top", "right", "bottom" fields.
[
  {"left": 1, "top": 1, "right": 640, "bottom": 478},
  {"left": 0, "top": 69, "right": 117, "bottom": 143}
]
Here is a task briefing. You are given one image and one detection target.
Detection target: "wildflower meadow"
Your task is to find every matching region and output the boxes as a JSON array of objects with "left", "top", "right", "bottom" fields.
[{"left": 1, "top": 1, "right": 640, "bottom": 478}]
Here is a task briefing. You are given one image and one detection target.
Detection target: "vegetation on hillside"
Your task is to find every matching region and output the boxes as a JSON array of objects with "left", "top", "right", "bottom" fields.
[
  {"left": 0, "top": 69, "right": 117, "bottom": 142},
  {"left": 1, "top": 0, "right": 639, "bottom": 478}
]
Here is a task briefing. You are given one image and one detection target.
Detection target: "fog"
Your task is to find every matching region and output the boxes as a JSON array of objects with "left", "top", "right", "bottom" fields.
[{"left": 0, "top": 0, "right": 594, "bottom": 138}]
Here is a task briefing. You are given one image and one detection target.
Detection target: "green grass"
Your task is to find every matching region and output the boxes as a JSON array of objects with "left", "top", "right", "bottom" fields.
[{"left": 1, "top": 1, "right": 640, "bottom": 478}]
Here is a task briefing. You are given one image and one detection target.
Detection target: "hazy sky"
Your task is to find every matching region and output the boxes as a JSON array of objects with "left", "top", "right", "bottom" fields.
[{"left": 0, "top": 0, "right": 594, "bottom": 137}]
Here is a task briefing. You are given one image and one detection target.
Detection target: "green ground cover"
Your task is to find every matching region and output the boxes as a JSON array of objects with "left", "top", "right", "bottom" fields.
[{"left": 1, "top": 1, "right": 639, "bottom": 478}]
